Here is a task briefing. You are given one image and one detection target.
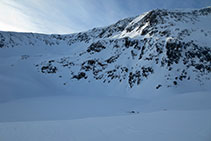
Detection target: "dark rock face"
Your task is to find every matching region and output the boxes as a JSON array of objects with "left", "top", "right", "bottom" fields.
[
  {"left": 128, "top": 71, "right": 141, "bottom": 88},
  {"left": 87, "top": 41, "right": 106, "bottom": 53},
  {"left": 184, "top": 45, "right": 211, "bottom": 73},
  {"left": 156, "top": 84, "right": 162, "bottom": 89},
  {"left": 41, "top": 65, "right": 57, "bottom": 74},
  {"left": 198, "top": 7, "right": 211, "bottom": 15},
  {"left": 106, "top": 55, "right": 119, "bottom": 64},
  {"left": 0, "top": 33, "right": 5, "bottom": 48},
  {"left": 0, "top": 42, "right": 4, "bottom": 48},
  {"left": 73, "top": 72, "right": 87, "bottom": 80},
  {"left": 76, "top": 33, "right": 91, "bottom": 43},
  {"left": 96, "top": 17, "right": 134, "bottom": 38},
  {"left": 165, "top": 39, "right": 183, "bottom": 66}
]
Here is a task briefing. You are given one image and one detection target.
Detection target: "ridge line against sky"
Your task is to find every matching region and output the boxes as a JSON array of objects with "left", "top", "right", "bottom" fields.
[{"left": 0, "top": 0, "right": 210, "bottom": 34}]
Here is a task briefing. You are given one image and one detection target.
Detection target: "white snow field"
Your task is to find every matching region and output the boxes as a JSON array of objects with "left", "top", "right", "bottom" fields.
[
  {"left": 0, "top": 92, "right": 210, "bottom": 141},
  {"left": 0, "top": 110, "right": 211, "bottom": 141},
  {"left": 0, "top": 7, "right": 211, "bottom": 141}
]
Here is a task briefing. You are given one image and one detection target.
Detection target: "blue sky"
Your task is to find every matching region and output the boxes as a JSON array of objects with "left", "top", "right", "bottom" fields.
[{"left": 0, "top": 0, "right": 210, "bottom": 34}]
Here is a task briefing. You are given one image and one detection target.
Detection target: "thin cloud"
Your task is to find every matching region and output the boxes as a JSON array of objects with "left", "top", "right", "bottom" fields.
[
  {"left": 0, "top": 0, "right": 38, "bottom": 33},
  {"left": 0, "top": 0, "right": 210, "bottom": 34}
]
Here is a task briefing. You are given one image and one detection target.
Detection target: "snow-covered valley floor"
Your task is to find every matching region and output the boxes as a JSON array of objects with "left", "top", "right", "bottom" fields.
[
  {"left": 0, "top": 92, "right": 211, "bottom": 141},
  {"left": 1, "top": 110, "right": 211, "bottom": 141}
]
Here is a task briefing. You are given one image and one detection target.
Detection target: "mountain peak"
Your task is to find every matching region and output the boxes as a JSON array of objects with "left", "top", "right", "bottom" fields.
[{"left": 0, "top": 7, "right": 210, "bottom": 99}]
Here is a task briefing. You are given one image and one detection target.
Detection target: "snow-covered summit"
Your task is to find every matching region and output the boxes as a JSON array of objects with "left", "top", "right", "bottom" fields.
[{"left": 0, "top": 7, "right": 210, "bottom": 100}]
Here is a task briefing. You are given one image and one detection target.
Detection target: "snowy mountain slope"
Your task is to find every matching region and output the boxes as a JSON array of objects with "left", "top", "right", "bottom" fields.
[{"left": 0, "top": 7, "right": 211, "bottom": 100}]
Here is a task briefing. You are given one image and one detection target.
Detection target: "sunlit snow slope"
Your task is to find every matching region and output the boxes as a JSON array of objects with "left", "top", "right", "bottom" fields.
[{"left": 0, "top": 7, "right": 211, "bottom": 100}]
